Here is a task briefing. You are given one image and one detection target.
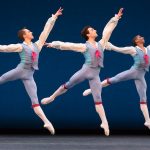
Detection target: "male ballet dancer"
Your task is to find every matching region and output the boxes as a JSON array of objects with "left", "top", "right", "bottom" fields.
[
  {"left": 83, "top": 35, "right": 150, "bottom": 129},
  {"left": 41, "top": 8, "right": 123, "bottom": 136},
  {"left": 0, "top": 7, "right": 63, "bottom": 134}
]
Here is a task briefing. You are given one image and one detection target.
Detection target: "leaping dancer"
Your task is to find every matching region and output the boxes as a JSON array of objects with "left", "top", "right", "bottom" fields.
[
  {"left": 0, "top": 7, "right": 63, "bottom": 134},
  {"left": 41, "top": 8, "right": 123, "bottom": 136},
  {"left": 83, "top": 35, "right": 150, "bottom": 129}
]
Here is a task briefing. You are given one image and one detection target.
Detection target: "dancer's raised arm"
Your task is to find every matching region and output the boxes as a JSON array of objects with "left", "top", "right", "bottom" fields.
[
  {"left": 100, "top": 8, "right": 123, "bottom": 48},
  {"left": 35, "top": 7, "right": 63, "bottom": 51}
]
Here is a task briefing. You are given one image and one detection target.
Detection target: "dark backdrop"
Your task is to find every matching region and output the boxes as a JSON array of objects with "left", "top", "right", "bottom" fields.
[{"left": 0, "top": 0, "right": 150, "bottom": 131}]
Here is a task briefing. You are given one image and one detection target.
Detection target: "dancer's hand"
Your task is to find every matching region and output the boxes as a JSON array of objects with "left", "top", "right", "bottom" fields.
[
  {"left": 54, "top": 7, "right": 63, "bottom": 18},
  {"left": 44, "top": 43, "right": 52, "bottom": 48},
  {"left": 117, "top": 8, "right": 124, "bottom": 18}
]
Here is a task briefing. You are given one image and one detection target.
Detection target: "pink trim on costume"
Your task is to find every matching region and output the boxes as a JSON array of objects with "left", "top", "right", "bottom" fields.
[
  {"left": 32, "top": 104, "right": 40, "bottom": 108},
  {"left": 140, "top": 101, "right": 147, "bottom": 104},
  {"left": 63, "top": 84, "right": 68, "bottom": 89},
  {"left": 144, "top": 54, "right": 149, "bottom": 65},
  {"left": 32, "top": 51, "right": 37, "bottom": 62},
  {"left": 106, "top": 78, "right": 111, "bottom": 84},
  {"left": 95, "top": 102, "right": 102, "bottom": 105},
  {"left": 95, "top": 50, "right": 101, "bottom": 58}
]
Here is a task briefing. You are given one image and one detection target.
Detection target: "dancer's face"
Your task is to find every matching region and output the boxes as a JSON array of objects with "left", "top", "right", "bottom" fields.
[
  {"left": 87, "top": 27, "right": 98, "bottom": 39},
  {"left": 135, "top": 35, "right": 145, "bottom": 44},
  {"left": 23, "top": 29, "right": 34, "bottom": 40}
]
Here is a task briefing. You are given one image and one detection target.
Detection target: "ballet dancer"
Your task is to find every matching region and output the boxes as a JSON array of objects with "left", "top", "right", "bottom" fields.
[
  {"left": 83, "top": 35, "right": 150, "bottom": 129},
  {"left": 41, "top": 8, "right": 123, "bottom": 136},
  {"left": 0, "top": 7, "right": 63, "bottom": 134}
]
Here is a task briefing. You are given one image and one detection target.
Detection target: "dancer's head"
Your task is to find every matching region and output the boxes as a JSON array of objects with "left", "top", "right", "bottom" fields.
[
  {"left": 81, "top": 26, "right": 98, "bottom": 41},
  {"left": 18, "top": 28, "right": 34, "bottom": 41},
  {"left": 132, "top": 35, "right": 145, "bottom": 46}
]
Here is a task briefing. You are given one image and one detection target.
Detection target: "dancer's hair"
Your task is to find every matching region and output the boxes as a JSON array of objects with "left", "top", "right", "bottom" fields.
[
  {"left": 132, "top": 35, "right": 138, "bottom": 46},
  {"left": 18, "top": 27, "right": 26, "bottom": 41},
  {"left": 81, "top": 26, "right": 91, "bottom": 40}
]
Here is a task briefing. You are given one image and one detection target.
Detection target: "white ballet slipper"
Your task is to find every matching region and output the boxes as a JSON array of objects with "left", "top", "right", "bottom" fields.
[
  {"left": 144, "top": 121, "right": 150, "bottom": 129},
  {"left": 41, "top": 96, "right": 54, "bottom": 105},
  {"left": 44, "top": 122, "right": 55, "bottom": 135},
  {"left": 100, "top": 123, "right": 110, "bottom": 136},
  {"left": 83, "top": 89, "right": 91, "bottom": 96}
]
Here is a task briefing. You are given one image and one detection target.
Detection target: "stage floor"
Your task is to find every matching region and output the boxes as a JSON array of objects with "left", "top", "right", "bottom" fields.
[{"left": 0, "top": 134, "right": 149, "bottom": 150}]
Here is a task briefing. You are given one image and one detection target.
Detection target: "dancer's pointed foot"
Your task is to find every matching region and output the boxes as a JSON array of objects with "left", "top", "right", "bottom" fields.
[
  {"left": 41, "top": 96, "right": 54, "bottom": 105},
  {"left": 100, "top": 123, "right": 110, "bottom": 136},
  {"left": 83, "top": 89, "right": 91, "bottom": 96},
  {"left": 144, "top": 120, "right": 150, "bottom": 129},
  {"left": 44, "top": 122, "right": 55, "bottom": 135}
]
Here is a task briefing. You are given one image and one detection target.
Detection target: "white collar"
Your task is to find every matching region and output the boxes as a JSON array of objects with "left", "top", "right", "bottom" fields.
[
  {"left": 136, "top": 46, "right": 147, "bottom": 54},
  {"left": 87, "top": 41, "right": 98, "bottom": 48},
  {"left": 23, "top": 41, "right": 33, "bottom": 46}
]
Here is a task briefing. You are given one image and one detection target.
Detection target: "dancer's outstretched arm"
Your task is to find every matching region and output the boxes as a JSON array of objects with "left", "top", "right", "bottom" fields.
[
  {"left": 45, "top": 41, "right": 86, "bottom": 52},
  {"left": 35, "top": 7, "right": 63, "bottom": 51},
  {"left": 0, "top": 44, "right": 22, "bottom": 52},
  {"left": 106, "top": 42, "right": 136, "bottom": 55},
  {"left": 0, "top": 8, "right": 63, "bottom": 53},
  {"left": 100, "top": 8, "right": 123, "bottom": 49}
]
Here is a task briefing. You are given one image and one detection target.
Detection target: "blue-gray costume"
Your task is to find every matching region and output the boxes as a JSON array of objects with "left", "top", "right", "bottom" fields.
[
  {"left": 49, "top": 15, "right": 120, "bottom": 104},
  {"left": 0, "top": 43, "right": 40, "bottom": 107},
  {"left": 107, "top": 46, "right": 150, "bottom": 103},
  {"left": 0, "top": 14, "right": 57, "bottom": 107},
  {"left": 63, "top": 41, "right": 104, "bottom": 104}
]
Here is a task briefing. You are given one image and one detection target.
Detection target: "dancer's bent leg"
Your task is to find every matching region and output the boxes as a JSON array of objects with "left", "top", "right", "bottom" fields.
[
  {"left": 89, "top": 76, "right": 109, "bottom": 136},
  {"left": 41, "top": 66, "right": 88, "bottom": 105},
  {"left": 23, "top": 77, "right": 55, "bottom": 134}
]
